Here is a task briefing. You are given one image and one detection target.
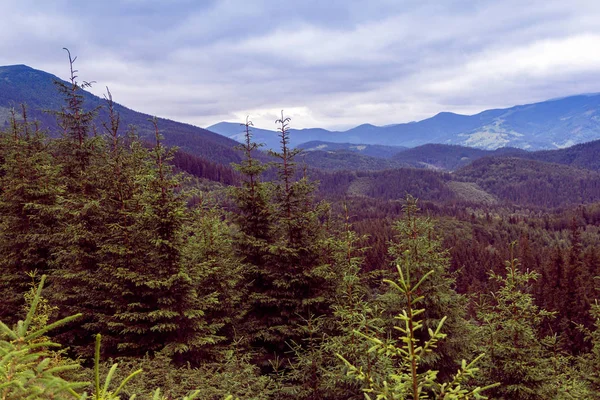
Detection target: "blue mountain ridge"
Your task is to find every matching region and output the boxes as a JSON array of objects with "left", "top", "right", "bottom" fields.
[{"left": 209, "top": 94, "right": 600, "bottom": 151}]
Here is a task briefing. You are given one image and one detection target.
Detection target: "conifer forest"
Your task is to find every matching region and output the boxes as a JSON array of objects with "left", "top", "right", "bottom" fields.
[{"left": 4, "top": 57, "right": 600, "bottom": 400}]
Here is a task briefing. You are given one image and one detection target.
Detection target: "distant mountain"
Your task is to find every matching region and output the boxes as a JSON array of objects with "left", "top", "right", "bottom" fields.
[
  {"left": 298, "top": 142, "right": 527, "bottom": 172},
  {"left": 325, "top": 139, "right": 600, "bottom": 173},
  {"left": 207, "top": 121, "right": 340, "bottom": 150},
  {"left": 210, "top": 94, "right": 600, "bottom": 150},
  {"left": 0, "top": 65, "right": 242, "bottom": 164},
  {"left": 406, "top": 138, "right": 600, "bottom": 173}
]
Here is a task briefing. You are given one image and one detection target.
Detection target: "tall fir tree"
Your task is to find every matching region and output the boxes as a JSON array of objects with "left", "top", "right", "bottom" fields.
[
  {"left": 105, "top": 119, "right": 216, "bottom": 358},
  {"left": 232, "top": 113, "right": 337, "bottom": 360},
  {"left": 48, "top": 56, "right": 125, "bottom": 352}
]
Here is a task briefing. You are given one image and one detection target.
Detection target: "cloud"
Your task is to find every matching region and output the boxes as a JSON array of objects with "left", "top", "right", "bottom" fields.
[{"left": 1, "top": 0, "right": 600, "bottom": 130}]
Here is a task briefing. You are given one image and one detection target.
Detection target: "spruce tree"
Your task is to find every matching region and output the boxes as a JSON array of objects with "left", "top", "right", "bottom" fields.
[
  {"left": 232, "top": 113, "right": 337, "bottom": 360},
  {"left": 106, "top": 119, "right": 214, "bottom": 357},
  {"left": 379, "top": 196, "right": 474, "bottom": 378},
  {"left": 476, "top": 244, "right": 555, "bottom": 399},
  {"left": 0, "top": 107, "right": 63, "bottom": 323},
  {"left": 229, "top": 117, "right": 273, "bottom": 274},
  {"left": 48, "top": 51, "right": 111, "bottom": 351},
  {"left": 47, "top": 57, "right": 219, "bottom": 358},
  {"left": 52, "top": 48, "right": 97, "bottom": 175},
  {"left": 340, "top": 264, "right": 496, "bottom": 399}
]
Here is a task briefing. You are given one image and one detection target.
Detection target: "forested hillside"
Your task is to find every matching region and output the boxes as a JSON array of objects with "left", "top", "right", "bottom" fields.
[
  {"left": 4, "top": 60, "right": 600, "bottom": 400},
  {"left": 454, "top": 157, "right": 600, "bottom": 207}
]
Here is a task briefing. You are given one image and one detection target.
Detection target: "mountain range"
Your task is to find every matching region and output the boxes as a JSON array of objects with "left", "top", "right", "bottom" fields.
[
  {"left": 210, "top": 94, "right": 600, "bottom": 151},
  {"left": 4, "top": 63, "right": 600, "bottom": 208}
]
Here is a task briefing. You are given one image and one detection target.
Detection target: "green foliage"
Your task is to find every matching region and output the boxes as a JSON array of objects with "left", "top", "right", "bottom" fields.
[
  {"left": 47, "top": 65, "right": 220, "bottom": 359},
  {"left": 475, "top": 244, "right": 556, "bottom": 399},
  {"left": 0, "top": 106, "right": 63, "bottom": 323},
  {"left": 10, "top": 52, "right": 600, "bottom": 400},
  {"left": 180, "top": 205, "right": 248, "bottom": 359},
  {"left": 283, "top": 213, "right": 388, "bottom": 400},
  {"left": 0, "top": 275, "right": 234, "bottom": 400},
  {"left": 232, "top": 113, "right": 338, "bottom": 356},
  {"left": 340, "top": 265, "right": 496, "bottom": 399},
  {"left": 380, "top": 196, "right": 474, "bottom": 377},
  {"left": 0, "top": 275, "right": 85, "bottom": 399},
  {"left": 90, "top": 347, "right": 275, "bottom": 400},
  {"left": 577, "top": 296, "right": 600, "bottom": 397},
  {"left": 105, "top": 119, "right": 209, "bottom": 357}
]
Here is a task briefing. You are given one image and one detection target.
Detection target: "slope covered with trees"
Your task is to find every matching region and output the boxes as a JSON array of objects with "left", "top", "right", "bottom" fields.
[{"left": 3, "top": 56, "right": 600, "bottom": 399}]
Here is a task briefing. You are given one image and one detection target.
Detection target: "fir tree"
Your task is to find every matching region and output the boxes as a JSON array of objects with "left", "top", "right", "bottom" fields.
[
  {"left": 0, "top": 107, "right": 63, "bottom": 323},
  {"left": 284, "top": 206, "right": 388, "bottom": 400},
  {"left": 476, "top": 244, "right": 555, "bottom": 400},
  {"left": 340, "top": 264, "right": 496, "bottom": 399},
  {"left": 379, "top": 196, "right": 474, "bottom": 378},
  {"left": 107, "top": 119, "right": 214, "bottom": 357}
]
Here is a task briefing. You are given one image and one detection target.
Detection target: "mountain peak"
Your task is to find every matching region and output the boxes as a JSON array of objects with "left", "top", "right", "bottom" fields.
[
  {"left": 0, "top": 64, "right": 33, "bottom": 71},
  {"left": 0, "top": 65, "right": 42, "bottom": 75}
]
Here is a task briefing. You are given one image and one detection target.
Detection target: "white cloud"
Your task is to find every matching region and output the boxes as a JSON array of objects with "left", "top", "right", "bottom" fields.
[{"left": 2, "top": 0, "right": 600, "bottom": 130}]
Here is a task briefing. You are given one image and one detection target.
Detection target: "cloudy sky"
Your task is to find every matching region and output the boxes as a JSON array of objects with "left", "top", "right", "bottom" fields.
[{"left": 2, "top": 0, "right": 600, "bottom": 130}]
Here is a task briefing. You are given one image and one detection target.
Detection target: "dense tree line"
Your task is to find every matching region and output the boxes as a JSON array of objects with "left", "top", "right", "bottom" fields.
[{"left": 3, "top": 58, "right": 600, "bottom": 399}]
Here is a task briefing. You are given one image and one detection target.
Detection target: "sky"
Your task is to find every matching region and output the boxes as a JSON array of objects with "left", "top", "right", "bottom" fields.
[{"left": 2, "top": 0, "right": 600, "bottom": 130}]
